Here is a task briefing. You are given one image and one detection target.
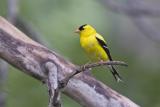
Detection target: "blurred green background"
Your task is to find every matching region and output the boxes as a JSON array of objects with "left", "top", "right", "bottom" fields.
[{"left": 0, "top": 0, "right": 160, "bottom": 107}]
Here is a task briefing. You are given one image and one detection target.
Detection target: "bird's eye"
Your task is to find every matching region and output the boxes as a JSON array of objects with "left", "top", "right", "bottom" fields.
[
  {"left": 79, "top": 26, "right": 84, "bottom": 31},
  {"left": 79, "top": 24, "right": 87, "bottom": 31}
]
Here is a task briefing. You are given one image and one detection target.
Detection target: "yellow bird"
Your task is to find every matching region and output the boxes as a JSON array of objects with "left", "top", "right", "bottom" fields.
[{"left": 75, "top": 24, "right": 122, "bottom": 82}]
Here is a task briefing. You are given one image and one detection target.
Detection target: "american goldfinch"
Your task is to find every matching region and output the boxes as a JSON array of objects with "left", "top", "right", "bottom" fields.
[{"left": 75, "top": 24, "right": 122, "bottom": 82}]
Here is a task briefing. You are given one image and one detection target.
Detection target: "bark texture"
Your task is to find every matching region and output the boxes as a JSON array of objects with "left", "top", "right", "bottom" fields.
[{"left": 0, "top": 16, "right": 139, "bottom": 107}]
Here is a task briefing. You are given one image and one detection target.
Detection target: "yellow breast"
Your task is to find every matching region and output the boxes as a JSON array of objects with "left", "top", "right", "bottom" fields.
[{"left": 80, "top": 35, "right": 108, "bottom": 61}]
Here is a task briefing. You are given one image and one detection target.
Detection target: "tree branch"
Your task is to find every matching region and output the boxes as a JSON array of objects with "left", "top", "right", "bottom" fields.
[
  {"left": 103, "top": 0, "right": 160, "bottom": 17},
  {"left": 102, "top": 0, "right": 160, "bottom": 43},
  {"left": 127, "top": 0, "right": 160, "bottom": 43},
  {"left": 45, "top": 62, "right": 61, "bottom": 107},
  {"left": 14, "top": 17, "right": 49, "bottom": 46},
  {"left": 0, "top": 93, "right": 5, "bottom": 107},
  {"left": 0, "top": 59, "right": 7, "bottom": 107},
  {"left": 7, "top": 0, "right": 19, "bottom": 24},
  {"left": 59, "top": 61, "right": 127, "bottom": 87},
  {"left": 0, "top": 0, "right": 19, "bottom": 106},
  {"left": 0, "top": 16, "right": 139, "bottom": 107},
  {"left": 80, "top": 61, "right": 127, "bottom": 70}
]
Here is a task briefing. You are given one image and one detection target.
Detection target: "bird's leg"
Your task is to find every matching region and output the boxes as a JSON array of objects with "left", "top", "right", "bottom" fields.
[
  {"left": 99, "top": 60, "right": 104, "bottom": 63},
  {"left": 82, "top": 61, "right": 92, "bottom": 71},
  {"left": 80, "top": 61, "right": 93, "bottom": 75}
]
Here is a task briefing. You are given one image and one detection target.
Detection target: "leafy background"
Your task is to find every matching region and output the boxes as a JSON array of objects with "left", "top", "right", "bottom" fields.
[{"left": 0, "top": 0, "right": 160, "bottom": 107}]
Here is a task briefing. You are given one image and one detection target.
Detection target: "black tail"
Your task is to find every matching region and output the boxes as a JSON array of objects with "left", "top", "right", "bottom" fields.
[{"left": 109, "top": 65, "right": 122, "bottom": 82}]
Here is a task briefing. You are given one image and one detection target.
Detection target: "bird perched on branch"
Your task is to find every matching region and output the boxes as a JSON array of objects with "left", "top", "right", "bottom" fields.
[{"left": 75, "top": 24, "right": 122, "bottom": 82}]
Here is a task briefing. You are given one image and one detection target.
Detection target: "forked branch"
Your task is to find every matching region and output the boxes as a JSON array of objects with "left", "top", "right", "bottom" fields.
[
  {"left": 0, "top": 16, "right": 139, "bottom": 107},
  {"left": 45, "top": 62, "right": 61, "bottom": 107},
  {"left": 60, "top": 61, "right": 127, "bottom": 88}
]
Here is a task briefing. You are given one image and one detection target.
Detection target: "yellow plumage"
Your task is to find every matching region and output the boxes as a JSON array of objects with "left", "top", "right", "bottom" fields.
[
  {"left": 75, "top": 24, "right": 122, "bottom": 82},
  {"left": 80, "top": 32, "right": 108, "bottom": 61}
]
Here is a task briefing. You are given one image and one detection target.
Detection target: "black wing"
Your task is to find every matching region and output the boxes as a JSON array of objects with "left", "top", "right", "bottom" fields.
[
  {"left": 96, "top": 37, "right": 113, "bottom": 61},
  {"left": 96, "top": 37, "right": 122, "bottom": 82}
]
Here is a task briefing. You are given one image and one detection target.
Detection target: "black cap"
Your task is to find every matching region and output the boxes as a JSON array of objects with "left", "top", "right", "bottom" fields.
[{"left": 79, "top": 24, "right": 87, "bottom": 31}]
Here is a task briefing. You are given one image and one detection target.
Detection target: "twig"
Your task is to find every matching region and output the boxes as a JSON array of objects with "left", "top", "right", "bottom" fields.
[
  {"left": 79, "top": 60, "right": 127, "bottom": 70},
  {"left": 45, "top": 62, "right": 61, "bottom": 107},
  {"left": 60, "top": 60, "right": 127, "bottom": 88}
]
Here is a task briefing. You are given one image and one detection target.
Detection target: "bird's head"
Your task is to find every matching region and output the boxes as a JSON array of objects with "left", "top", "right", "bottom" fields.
[{"left": 75, "top": 24, "right": 96, "bottom": 36}]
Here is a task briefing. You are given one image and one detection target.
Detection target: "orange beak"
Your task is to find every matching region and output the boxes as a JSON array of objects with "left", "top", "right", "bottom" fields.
[{"left": 75, "top": 29, "right": 80, "bottom": 33}]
